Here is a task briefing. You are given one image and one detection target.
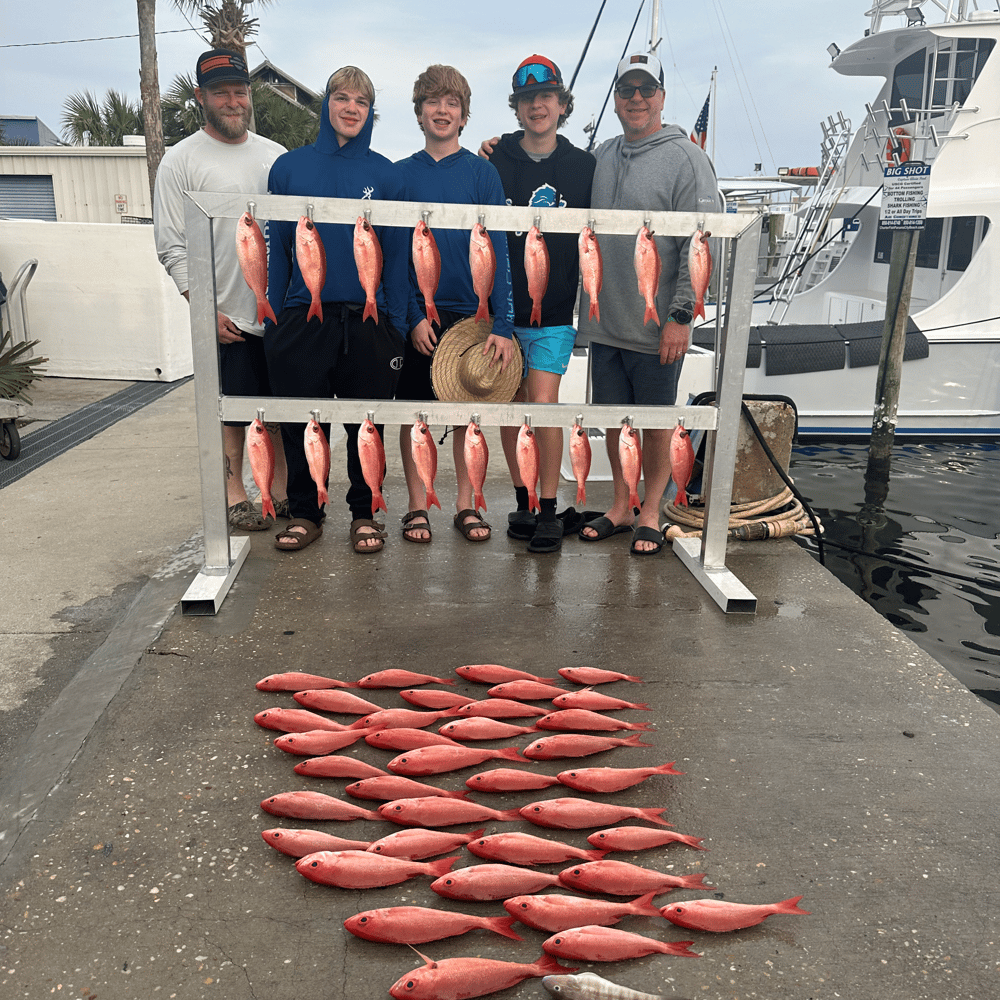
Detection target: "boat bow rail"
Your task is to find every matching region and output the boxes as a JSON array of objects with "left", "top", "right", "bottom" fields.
[{"left": 180, "top": 190, "right": 762, "bottom": 615}]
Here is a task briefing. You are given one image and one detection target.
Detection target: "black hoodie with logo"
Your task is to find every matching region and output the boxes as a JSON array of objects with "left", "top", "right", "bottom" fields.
[{"left": 487, "top": 132, "right": 596, "bottom": 328}]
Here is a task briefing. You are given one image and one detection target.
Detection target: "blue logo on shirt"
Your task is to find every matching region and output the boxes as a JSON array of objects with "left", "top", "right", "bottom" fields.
[{"left": 529, "top": 183, "right": 566, "bottom": 209}]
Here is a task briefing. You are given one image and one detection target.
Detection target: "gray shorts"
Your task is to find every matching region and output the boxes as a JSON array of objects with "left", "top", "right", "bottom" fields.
[{"left": 589, "top": 342, "right": 683, "bottom": 406}]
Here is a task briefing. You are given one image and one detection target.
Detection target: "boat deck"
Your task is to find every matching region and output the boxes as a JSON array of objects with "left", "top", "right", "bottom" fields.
[{"left": 0, "top": 377, "right": 996, "bottom": 999}]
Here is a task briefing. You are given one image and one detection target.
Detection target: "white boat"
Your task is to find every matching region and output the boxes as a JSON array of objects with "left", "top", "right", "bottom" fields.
[{"left": 706, "top": 0, "right": 1000, "bottom": 437}]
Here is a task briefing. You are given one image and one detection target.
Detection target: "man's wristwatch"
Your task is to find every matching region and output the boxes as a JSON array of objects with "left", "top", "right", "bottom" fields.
[{"left": 667, "top": 309, "right": 693, "bottom": 326}]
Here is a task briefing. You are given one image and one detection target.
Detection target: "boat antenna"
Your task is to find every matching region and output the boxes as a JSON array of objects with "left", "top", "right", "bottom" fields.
[
  {"left": 587, "top": 0, "right": 646, "bottom": 152},
  {"left": 569, "top": 0, "right": 609, "bottom": 92}
]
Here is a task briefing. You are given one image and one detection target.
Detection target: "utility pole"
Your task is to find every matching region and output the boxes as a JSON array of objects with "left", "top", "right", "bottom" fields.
[{"left": 136, "top": 0, "right": 165, "bottom": 204}]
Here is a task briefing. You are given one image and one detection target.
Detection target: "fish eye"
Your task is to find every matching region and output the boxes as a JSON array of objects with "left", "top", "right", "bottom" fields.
[
  {"left": 394, "top": 805, "right": 402, "bottom": 811},
  {"left": 310, "top": 861, "right": 319, "bottom": 868},
  {"left": 520, "top": 902, "right": 528, "bottom": 909},
  {"left": 553, "top": 937, "right": 562, "bottom": 944},
  {"left": 399, "top": 757, "right": 408, "bottom": 763},
  {"left": 405, "top": 982, "right": 415, "bottom": 990},
  {"left": 373, "top": 846, "right": 383, "bottom": 852},
  {"left": 478, "top": 840, "right": 486, "bottom": 846},
  {"left": 570, "top": 869, "right": 581, "bottom": 876},
  {"left": 568, "top": 772, "right": 577, "bottom": 777},
  {"left": 597, "top": 834, "right": 605, "bottom": 840},
  {"left": 445, "top": 879, "right": 453, "bottom": 885},
  {"left": 359, "top": 916, "right": 368, "bottom": 923},
  {"left": 533, "top": 807, "right": 541, "bottom": 812}
]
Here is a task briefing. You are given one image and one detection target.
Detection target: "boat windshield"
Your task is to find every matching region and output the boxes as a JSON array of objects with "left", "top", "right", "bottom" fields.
[{"left": 890, "top": 37, "right": 995, "bottom": 125}]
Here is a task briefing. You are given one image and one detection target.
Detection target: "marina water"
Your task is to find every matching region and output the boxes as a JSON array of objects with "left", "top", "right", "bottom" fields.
[{"left": 789, "top": 441, "right": 1000, "bottom": 714}]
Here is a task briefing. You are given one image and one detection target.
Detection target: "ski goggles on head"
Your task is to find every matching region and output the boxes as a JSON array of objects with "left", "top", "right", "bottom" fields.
[
  {"left": 512, "top": 56, "right": 563, "bottom": 94},
  {"left": 615, "top": 83, "right": 661, "bottom": 100}
]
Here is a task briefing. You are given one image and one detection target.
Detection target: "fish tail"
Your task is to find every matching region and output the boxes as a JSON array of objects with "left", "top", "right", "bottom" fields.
[
  {"left": 624, "top": 675, "right": 643, "bottom": 683},
  {"left": 631, "top": 722, "right": 658, "bottom": 732},
  {"left": 633, "top": 703, "right": 651, "bottom": 711},
  {"left": 530, "top": 301, "right": 542, "bottom": 327},
  {"left": 534, "top": 954, "right": 578, "bottom": 975},
  {"left": 676, "top": 490, "right": 688, "bottom": 507},
  {"left": 655, "top": 761, "right": 684, "bottom": 775},
  {"left": 261, "top": 495, "right": 277, "bottom": 521},
  {"left": 258, "top": 298, "right": 278, "bottom": 325},
  {"left": 475, "top": 299, "right": 490, "bottom": 323},
  {"left": 498, "top": 747, "right": 525, "bottom": 761},
  {"left": 427, "top": 855, "right": 462, "bottom": 878},
  {"left": 371, "top": 491, "right": 388, "bottom": 515},
  {"left": 361, "top": 807, "right": 381, "bottom": 821},
  {"left": 679, "top": 873, "right": 711, "bottom": 889},
  {"left": 575, "top": 484, "right": 586, "bottom": 505},
  {"left": 777, "top": 895, "right": 811, "bottom": 915},
  {"left": 488, "top": 915, "right": 525, "bottom": 941},
  {"left": 498, "top": 808, "right": 523, "bottom": 820},
  {"left": 630, "top": 891, "right": 662, "bottom": 917},
  {"left": 474, "top": 490, "right": 486, "bottom": 513},
  {"left": 676, "top": 834, "right": 708, "bottom": 851},
  {"left": 693, "top": 299, "right": 706, "bottom": 321},
  {"left": 426, "top": 301, "right": 440, "bottom": 326},
  {"left": 527, "top": 489, "right": 539, "bottom": 513},
  {"left": 584, "top": 849, "right": 609, "bottom": 861},
  {"left": 589, "top": 299, "right": 600, "bottom": 322},
  {"left": 643, "top": 303, "right": 660, "bottom": 326},
  {"left": 426, "top": 485, "right": 441, "bottom": 510},
  {"left": 629, "top": 488, "right": 641, "bottom": 511},
  {"left": 307, "top": 298, "right": 323, "bottom": 324},
  {"left": 641, "top": 808, "right": 672, "bottom": 827},
  {"left": 317, "top": 485, "right": 329, "bottom": 507},
  {"left": 623, "top": 734, "right": 654, "bottom": 748},
  {"left": 362, "top": 299, "right": 378, "bottom": 324},
  {"left": 466, "top": 828, "right": 487, "bottom": 839},
  {"left": 668, "top": 941, "right": 700, "bottom": 958},
  {"left": 443, "top": 789, "right": 472, "bottom": 799}
]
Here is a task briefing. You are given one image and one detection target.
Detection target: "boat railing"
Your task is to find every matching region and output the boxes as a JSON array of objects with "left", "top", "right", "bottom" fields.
[
  {"left": 867, "top": 0, "right": 985, "bottom": 35},
  {"left": 857, "top": 100, "right": 967, "bottom": 177}
]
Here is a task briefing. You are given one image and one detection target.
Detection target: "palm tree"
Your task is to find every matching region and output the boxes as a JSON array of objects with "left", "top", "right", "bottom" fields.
[
  {"left": 61, "top": 89, "right": 144, "bottom": 146},
  {"left": 174, "top": 0, "right": 277, "bottom": 66},
  {"left": 161, "top": 73, "right": 203, "bottom": 146}
]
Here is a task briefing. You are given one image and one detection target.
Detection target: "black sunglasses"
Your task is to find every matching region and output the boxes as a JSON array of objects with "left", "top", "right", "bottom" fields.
[{"left": 615, "top": 83, "right": 660, "bottom": 100}]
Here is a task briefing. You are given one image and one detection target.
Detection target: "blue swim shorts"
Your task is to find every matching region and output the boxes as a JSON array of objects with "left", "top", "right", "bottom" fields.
[
  {"left": 513, "top": 324, "right": 577, "bottom": 376},
  {"left": 589, "top": 341, "right": 683, "bottom": 406}
]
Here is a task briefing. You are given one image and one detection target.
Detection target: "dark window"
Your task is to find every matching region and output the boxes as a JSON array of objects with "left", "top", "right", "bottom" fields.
[
  {"left": 890, "top": 49, "right": 926, "bottom": 126},
  {"left": 946, "top": 216, "right": 978, "bottom": 272},
  {"left": 915, "top": 218, "right": 943, "bottom": 268}
]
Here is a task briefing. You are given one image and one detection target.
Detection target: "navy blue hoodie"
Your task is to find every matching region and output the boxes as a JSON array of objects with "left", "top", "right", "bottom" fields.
[
  {"left": 266, "top": 93, "right": 408, "bottom": 336},
  {"left": 395, "top": 148, "right": 515, "bottom": 339}
]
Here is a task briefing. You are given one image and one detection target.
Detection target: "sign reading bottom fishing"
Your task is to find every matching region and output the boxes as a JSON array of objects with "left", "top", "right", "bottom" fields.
[{"left": 879, "top": 162, "right": 931, "bottom": 230}]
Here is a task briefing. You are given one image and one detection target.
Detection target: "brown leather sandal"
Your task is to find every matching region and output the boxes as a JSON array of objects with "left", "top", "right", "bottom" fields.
[
  {"left": 401, "top": 510, "right": 432, "bottom": 543},
  {"left": 350, "top": 518, "right": 387, "bottom": 554},
  {"left": 453, "top": 508, "right": 491, "bottom": 542},
  {"left": 274, "top": 518, "right": 323, "bottom": 551}
]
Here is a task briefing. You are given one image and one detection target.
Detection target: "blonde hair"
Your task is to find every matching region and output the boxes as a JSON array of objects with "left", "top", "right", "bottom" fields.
[
  {"left": 412, "top": 64, "right": 471, "bottom": 124},
  {"left": 326, "top": 66, "right": 379, "bottom": 121}
]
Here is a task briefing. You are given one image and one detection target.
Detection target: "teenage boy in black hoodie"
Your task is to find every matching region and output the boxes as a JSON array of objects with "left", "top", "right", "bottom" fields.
[{"left": 482, "top": 56, "right": 595, "bottom": 553}]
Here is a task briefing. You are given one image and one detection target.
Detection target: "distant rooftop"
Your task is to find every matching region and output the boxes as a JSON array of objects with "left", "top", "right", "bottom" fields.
[
  {"left": 0, "top": 116, "right": 61, "bottom": 146},
  {"left": 249, "top": 60, "right": 322, "bottom": 112}
]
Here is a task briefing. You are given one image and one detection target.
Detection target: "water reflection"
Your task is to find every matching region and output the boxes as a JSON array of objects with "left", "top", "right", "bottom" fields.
[{"left": 790, "top": 442, "right": 1000, "bottom": 713}]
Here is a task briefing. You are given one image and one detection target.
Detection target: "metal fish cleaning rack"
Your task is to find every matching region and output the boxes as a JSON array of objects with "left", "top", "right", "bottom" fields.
[{"left": 180, "top": 192, "right": 762, "bottom": 615}]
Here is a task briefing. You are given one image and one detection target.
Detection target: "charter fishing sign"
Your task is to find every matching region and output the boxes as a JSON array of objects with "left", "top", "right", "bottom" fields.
[{"left": 879, "top": 162, "right": 931, "bottom": 230}]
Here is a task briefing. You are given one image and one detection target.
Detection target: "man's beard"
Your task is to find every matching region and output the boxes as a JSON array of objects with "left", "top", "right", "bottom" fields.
[{"left": 204, "top": 101, "right": 249, "bottom": 140}]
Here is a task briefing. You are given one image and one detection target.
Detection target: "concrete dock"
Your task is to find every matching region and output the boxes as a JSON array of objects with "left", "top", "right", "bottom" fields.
[{"left": 1, "top": 377, "right": 997, "bottom": 1000}]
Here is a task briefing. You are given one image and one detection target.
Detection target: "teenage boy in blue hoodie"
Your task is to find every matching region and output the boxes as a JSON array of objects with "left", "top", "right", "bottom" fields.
[
  {"left": 393, "top": 64, "right": 516, "bottom": 544},
  {"left": 265, "top": 66, "right": 408, "bottom": 555},
  {"left": 481, "top": 55, "right": 595, "bottom": 554}
]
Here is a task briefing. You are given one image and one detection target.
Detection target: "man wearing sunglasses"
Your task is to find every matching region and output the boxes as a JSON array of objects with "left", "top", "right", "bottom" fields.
[
  {"left": 481, "top": 55, "right": 596, "bottom": 554},
  {"left": 577, "top": 52, "right": 721, "bottom": 555}
]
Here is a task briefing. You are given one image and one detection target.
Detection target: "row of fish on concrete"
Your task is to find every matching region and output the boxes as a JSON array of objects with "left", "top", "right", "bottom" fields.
[
  {"left": 236, "top": 210, "right": 714, "bottom": 334},
  {"left": 253, "top": 663, "right": 809, "bottom": 999},
  {"left": 246, "top": 408, "right": 697, "bottom": 522}
]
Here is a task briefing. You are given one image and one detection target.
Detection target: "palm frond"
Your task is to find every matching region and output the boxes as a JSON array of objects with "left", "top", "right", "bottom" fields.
[{"left": 0, "top": 331, "right": 47, "bottom": 404}]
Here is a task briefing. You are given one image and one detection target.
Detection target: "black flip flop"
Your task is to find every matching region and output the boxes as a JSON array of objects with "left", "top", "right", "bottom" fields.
[
  {"left": 630, "top": 525, "right": 665, "bottom": 555},
  {"left": 579, "top": 516, "right": 634, "bottom": 542}
]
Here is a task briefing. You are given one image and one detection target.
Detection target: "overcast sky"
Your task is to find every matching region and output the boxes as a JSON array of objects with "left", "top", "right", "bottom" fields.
[{"left": 2, "top": 1, "right": 881, "bottom": 176}]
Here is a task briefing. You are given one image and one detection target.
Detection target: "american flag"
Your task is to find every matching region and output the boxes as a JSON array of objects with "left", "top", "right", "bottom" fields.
[{"left": 690, "top": 90, "right": 710, "bottom": 149}]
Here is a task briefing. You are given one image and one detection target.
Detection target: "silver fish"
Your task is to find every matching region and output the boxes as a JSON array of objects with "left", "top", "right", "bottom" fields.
[{"left": 542, "top": 971, "right": 678, "bottom": 1000}]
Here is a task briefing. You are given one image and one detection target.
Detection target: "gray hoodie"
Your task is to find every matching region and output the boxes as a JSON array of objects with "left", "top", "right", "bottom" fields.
[{"left": 578, "top": 123, "right": 721, "bottom": 354}]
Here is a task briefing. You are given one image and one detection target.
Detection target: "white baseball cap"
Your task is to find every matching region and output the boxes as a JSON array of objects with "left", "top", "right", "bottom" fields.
[{"left": 616, "top": 52, "right": 665, "bottom": 87}]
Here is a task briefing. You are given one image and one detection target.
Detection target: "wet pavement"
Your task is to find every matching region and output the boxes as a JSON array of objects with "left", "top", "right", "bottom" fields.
[{"left": 1, "top": 379, "right": 998, "bottom": 1000}]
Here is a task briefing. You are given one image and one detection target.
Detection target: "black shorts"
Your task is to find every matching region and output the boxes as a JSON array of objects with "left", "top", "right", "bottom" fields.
[
  {"left": 220, "top": 332, "right": 271, "bottom": 427},
  {"left": 394, "top": 309, "right": 470, "bottom": 402}
]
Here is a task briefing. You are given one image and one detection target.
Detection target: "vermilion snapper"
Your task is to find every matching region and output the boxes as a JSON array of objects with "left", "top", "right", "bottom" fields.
[
  {"left": 588, "top": 827, "right": 707, "bottom": 852},
  {"left": 431, "top": 864, "right": 566, "bottom": 901},
  {"left": 272, "top": 729, "right": 368, "bottom": 755},
  {"left": 400, "top": 688, "right": 471, "bottom": 709},
  {"left": 535, "top": 709, "right": 656, "bottom": 733},
  {"left": 557, "top": 762, "right": 683, "bottom": 794},
  {"left": 246, "top": 418, "right": 276, "bottom": 521},
  {"left": 551, "top": 687, "right": 650, "bottom": 712},
  {"left": 618, "top": 422, "right": 642, "bottom": 512},
  {"left": 569, "top": 422, "right": 591, "bottom": 506},
  {"left": 295, "top": 849, "right": 458, "bottom": 889},
  {"left": 455, "top": 664, "right": 557, "bottom": 684},
  {"left": 520, "top": 797, "right": 670, "bottom": 830},
  {"left": 516, "top": 423, "right": 540, "bottom": 512},
  {"left": 412, "top": 220, "right": 441, "bottom": 326},
  {"left": 345, "top": 775, "right": 469, "bottom": 802},
  {"left": 353, "top": 215, "right": 382, "bottom": 324},
  {"left": 688, "top": 228, "right": 712, "bottom": 321},
  {"left": 469, "top": 222, "right": 496, "bottom": 323},
  {"left": 467, "top": 832, "right": 607, "bottom": 866},
  {"left": 438, "top": 718, "right": 540, "bottom": 741},
  {"left": 558, "top": 666, "right": 643, "bottom": 685},
  {"left": 464, "top": 418, "right": 489, "bottom": 513},
  {"left": 356, "top": 668, "right": 457, "bottom": 688},
  {"left": 389, "top": 951, "right": 575, "bottom": 1000},
  {"left": 357, "top": 418, "right": 387, "bottom": 515},
  {"left": 345, "top": 905, "right": 523, "bottom": 944},
  {"left": 488, "top": 680, "right": 568, "bottom": 701},
  {"left": 670, "top": 424, "right": 696, "bottom": 507},
  {"left": 558, "top": 860, "right": 711, "bottom": 895},
  {"left": 234, "top": 212, "right": 277, "bottom": 325},
  {"left": 386, "top": 745, "right": 524, "bottom": 776},
  {"left": 254, "top": 707, "right": 348, "bottom": 734},
  {"left": 542, "top": 925, "right": 699, "bottom": 962},
  {"left": 365, "top": 728, "right": 464, "bottom": 752},
  {"left": 578, "top": 225, "right": 602, "bottom": 322},
  {"left": 366, "top": 827, "right": 485, "bottom": 861},
  {"left": 660, "top": 895, "right": 809, "bottom": 932},
  {"left": 465, "top": 768, "right": 562, "bottom": 793},
  {"left": 261, "top": 828, "right": 371, "bottom": 858},
  {"left": 303, "top": 418, "right": 329, "bottom": 508},
  {"left": 453, "top": 698, "right": 548, "bottom": 719},
  {"left": 292, "top": 689, "right": 382, "bottom": 715},
  {"left": 524, "top": 225, "right": 550, "bottom": 326},
  {"left": 259, "top": 790, "right": 379, "bottom": 821},
  {"left": 293, "top": 755, "right": 388, "bottom": 780},
  {"left": 505, "top": 892, "right": 660, "bottom": 933},
  {"left": 295, "top": 216, "right": 326, "bottom": 323},
  {"left": 634, "top": 225, "right": 661, "bottom": 327},
  {"left": 522, "top": 733, "right": 653, "bottom": 760},
  {"left": 256, "top": 671, "right": 355, "bottom": 691},
  {"left": 378, "top": 796, "right": 522, "bottom": 827},
  {"left": 410, "top": 418, "right": 441, "bottom": 510},
  {"left": 350, "top": 707, "right": 455, "bottom": 731}
]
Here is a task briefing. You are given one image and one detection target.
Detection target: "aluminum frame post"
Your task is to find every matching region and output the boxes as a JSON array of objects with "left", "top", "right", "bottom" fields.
[{"left": 180, "top": 196, "right": 249, "bottom": 615}]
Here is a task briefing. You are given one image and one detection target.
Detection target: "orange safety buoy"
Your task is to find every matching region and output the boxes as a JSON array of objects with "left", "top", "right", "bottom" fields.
[{"left": 884, "top": 127, "right": 911, "bottom": 165}]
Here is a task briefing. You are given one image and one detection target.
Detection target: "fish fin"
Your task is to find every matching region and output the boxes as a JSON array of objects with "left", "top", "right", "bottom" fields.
[
  {"left": 372, "top": 493, "right": 388, "bottom": 515},
  {"left": 499, "top": 747, "right": 525, "bottom": 761},
  {"left": 317, "top": 485, "right": 329, "bottom": 507},
  {"left": 632, "top": 891, "right": 662, "bottom": 916},
  {"left": 426, "top": 486, "right": 441, "bottom": 510},
  {"left": 307, "top": 299, "right": 323, "bottom": 324},
  {"left": 465, "top": 829, "right": 487, "bottom": 840},
  {"left": 474, "top": 491, "right": 486, "bottom": 513},
  {"left": 643, "top": 304, "right": 660, "bottom": 326},
  {"left": 475, "top": 300, "right": 490, "bottom": 323},
  {"left": 641, "top": 808, "right": 672, "bottom": 827},
  {"left": 679, "top": 873, "right": 711, "bottom": 889},
  {"left": 489, "top": 915, "right": 525, "bottom": 941},
  {"left": 628, "top": 489, "right": 641, "bottom": 511},
  {"left": 777, "top": 895, "right": 811, "bottom": 915},
  {"left": 426, "top": 302, "right": 440, "bottom": 326},
  {"left": 362, "top": 299, "right": 378, "bottom": 324},
  {"left": 631, "top": 722, "right": 658, "bottom": 732},
  {"left": 427, "top": 855, "right": 461, "bottom": 878},
  {"left": 527, "top": 489, "right": 539, "bottom": 513},
  {"left": 589, "top": 299, "right": 600, "bottom": 322},
  {"left": 584, "top": 849, "right": 609, "bottom": 861},
  {"left": 535, "top": 954, "right": 578, "bottom": 975},
  {"left": 671, "top": 941, "right": 700, "bottom": 958},
  {"left": 623, "top": 734, "right": 653, "bottom": 748},
  {"left": 444, "top": 789, "right": 472, "bottom": 800},
  {"left": 261, "top": 495, "right": 277, "bottom": 521},
  {"left": 499, "top": 808, "right": 523, "bottom": 820},
  {"left": 676, "top": 490, "right": 688, "bottom": 507},
  {"left": 576, "top": 485, "right": 586, "bottom": 505},
  {"left": 258, "top": 298, "right": 278, "bottom": 325},
  {"left": 407, "top": 944, "right": 436, "bottom": 968},
  {"left": 656, "top": 762, "right": 684, "bottom": 775},
  {"left": 693, "top": 300, "right": 706, "bottom": 321},
  {"left": 530, "top": 302, "right": 542, "bottom": 327},
  {"left": 677, "top": 834, "right": 708, "bottom": 851}
]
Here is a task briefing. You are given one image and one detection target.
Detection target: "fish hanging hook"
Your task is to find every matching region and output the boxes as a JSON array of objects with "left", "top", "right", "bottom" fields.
[
  {"left": 310, "top": 408, "right": 321, "bottom": 422},
  {"left": 256, "top": 407, "right": 266, "bottom": 422},
  {"left": 477, "top": 213, "right": 486, "bottom": 229},
  {"left": 363, "top": 208, "right": 372, "bottom": 225},
  {"left": 575, "top": 413, "right": 585, "bottom": 427},
  {"left": 306, "top": 202, "right": 315, "bottom": 222},
  {"left": 471, "top": 412, "right": 481, "bottom": 426},
  {"left": 366, "top": 410, "right": 376, "bottom": 422},
  {"left": 246, "top": 200, "right": 256, "bottom": 220},
  {"left": 523, "top": 414, "right": 532, "bottom": 429},
  {"left": 421, "top": 210, "right": 431, "bottom": 226}
]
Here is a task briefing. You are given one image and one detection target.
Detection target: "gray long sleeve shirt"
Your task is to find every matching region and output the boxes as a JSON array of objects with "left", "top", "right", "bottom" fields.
[{"left": 578, "top": 123, "right": 722, "bottom": 354}]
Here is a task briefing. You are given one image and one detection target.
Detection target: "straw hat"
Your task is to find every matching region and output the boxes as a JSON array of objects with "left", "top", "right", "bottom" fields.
[{"left": 430, "top": 317, "right": 524, "bottom": 403}]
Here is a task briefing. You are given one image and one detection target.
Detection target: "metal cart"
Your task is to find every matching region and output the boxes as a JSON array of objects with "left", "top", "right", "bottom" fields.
[{"left": 0, "top": 258, "right": 39, "bottom": 461}]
